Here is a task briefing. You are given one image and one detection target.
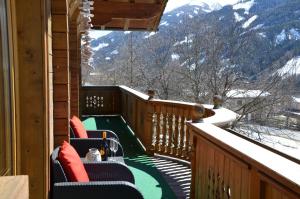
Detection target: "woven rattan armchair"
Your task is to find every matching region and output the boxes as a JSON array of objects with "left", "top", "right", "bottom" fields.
[
  {"left": 70, "top": 127, "right": 120, "bottom": 140},
  {"left": 51, "top": 147, "right": 143, "bottom": 199}
]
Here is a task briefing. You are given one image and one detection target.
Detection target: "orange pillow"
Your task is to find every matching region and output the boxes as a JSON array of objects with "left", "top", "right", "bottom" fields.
[
  {"left": 70, "top": 116, "right": 88, "bottom": 138},
  {"left": 58, "top": 141, "right": 89, "bottom": 182}
]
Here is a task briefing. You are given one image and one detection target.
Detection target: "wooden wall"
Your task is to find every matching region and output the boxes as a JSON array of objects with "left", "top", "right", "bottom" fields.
[
  {"left": 14, "top": 0, "right": 52, "bottom": 198},
  {"left": 69, "top": 13, "right": 80, "bottom": 117},
  {"left": 52, "top": 0, "right": 70, "bottom": 146}
]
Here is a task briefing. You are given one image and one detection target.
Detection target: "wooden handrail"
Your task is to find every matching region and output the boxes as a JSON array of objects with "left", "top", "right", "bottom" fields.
[
  {"left": 80, "top": 85, "right": 237, "bottom": 159},
  {"left": 80, "top": 85, "right": 300, "bottom": 198},
  {"left": 119, "top": 85, "right": 149, "bottom": 101},
  {"left": 188, "top": 122, "right": 300, "bottom": 199}
]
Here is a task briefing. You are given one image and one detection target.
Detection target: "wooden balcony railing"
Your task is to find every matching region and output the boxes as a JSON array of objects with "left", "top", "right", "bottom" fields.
[
  {"left": 80, "top": 86, "right": 236, "bottom": 159},
  {"left": 80, "top": 85, "right": 300, "bottom": 198},
  {"left": 189, "top": 123, "right": 300, "bottom": 199}
]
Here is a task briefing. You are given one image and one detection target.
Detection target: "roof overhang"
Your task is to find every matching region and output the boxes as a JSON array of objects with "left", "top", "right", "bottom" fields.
[{"left": 91, "top": 0, "right": 168, "bottom": 31}]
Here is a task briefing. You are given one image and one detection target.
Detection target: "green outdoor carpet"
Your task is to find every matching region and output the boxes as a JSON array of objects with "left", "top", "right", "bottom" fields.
[{"left": 82, "top": 116, "right": 177, "bottom": 199}]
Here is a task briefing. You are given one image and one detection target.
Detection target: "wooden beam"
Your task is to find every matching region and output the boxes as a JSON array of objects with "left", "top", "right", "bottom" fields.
[
  {"left": 93, "top": 1, "right": 162, "bottom": 19},
  {"left": 15, "top": 0, "right": 51, "bottom": 198}
]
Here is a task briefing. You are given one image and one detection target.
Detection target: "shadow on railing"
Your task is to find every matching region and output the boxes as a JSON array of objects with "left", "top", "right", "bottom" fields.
[{"left": 80, "top": 85, "right": 300, "bottom": 199}]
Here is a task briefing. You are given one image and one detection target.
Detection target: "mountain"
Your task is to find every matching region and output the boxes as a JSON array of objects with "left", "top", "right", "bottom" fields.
[{"left": 89, "top": 0, "right": 300, "bottom": 83}]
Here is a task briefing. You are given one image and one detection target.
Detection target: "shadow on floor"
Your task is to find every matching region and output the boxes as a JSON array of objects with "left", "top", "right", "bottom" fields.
[{"left": 82, "top": 115, "right": 177, "bottom": 199}]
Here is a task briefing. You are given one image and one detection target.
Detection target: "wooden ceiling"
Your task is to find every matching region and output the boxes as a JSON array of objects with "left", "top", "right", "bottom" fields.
[{"left": 91, "top": 0, "right": 168, "bottom": 31}]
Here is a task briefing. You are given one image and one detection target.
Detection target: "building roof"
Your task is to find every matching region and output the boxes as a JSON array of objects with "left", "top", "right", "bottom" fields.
[
  {"left": 91, "top": 0, "right": 168, "bottom": 31},
  {"left": 226, "top": 89, "right": 270, "bottom": 99}
]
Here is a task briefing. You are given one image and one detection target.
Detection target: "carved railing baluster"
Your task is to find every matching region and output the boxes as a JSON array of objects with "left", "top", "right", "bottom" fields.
[
  {"left": 161, "top": 111, "right": 167, "bottom": 153},
  {"left": 173, "top": 115, "right": 180, "bottom": 156},
  {"left": 167, "top": 112, "right": 173, "bottom": 154},
  {"left": 157, "top": 112, "right": 163, "bottom": 152},
  {"left": 182, "top": 117, "right": 188, "bottom": 157},
  {"left": 154, "top": 107, "right": 161, "bottom": 152},
  {"left": 179, "top": 115, "right": 185, "bottom": 157},
  {"left": 151, "top": 113, "right": 157, "bottom": 149}
]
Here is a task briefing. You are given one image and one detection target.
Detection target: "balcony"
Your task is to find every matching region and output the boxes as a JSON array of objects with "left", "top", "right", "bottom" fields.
[
  {"left": 1, "top": 0, "right": 300, "bottom": 199},
  {"left": 78, "top": 85, "right": 300, "bottom": 199}
]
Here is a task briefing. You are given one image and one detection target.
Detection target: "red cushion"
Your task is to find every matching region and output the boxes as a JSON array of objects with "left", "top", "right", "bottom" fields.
[
  {"left": 58, "top": 141, "right": 89, "bottom": 182},
  {"left": 70, "top": 116, "right": 88, "bottom": 138}
]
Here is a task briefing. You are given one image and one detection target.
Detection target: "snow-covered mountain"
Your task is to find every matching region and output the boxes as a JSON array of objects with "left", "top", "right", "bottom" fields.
[{"left": 89, "top": 0, "right": 300, "bottom": 84}]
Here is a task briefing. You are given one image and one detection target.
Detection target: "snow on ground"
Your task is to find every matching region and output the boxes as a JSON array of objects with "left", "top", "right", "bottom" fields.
[
  {"left": 258, "top": 32, "right": 266, "bottom": 38},
  {"left": 288, "top": 28, "right": 300, "bottom": 40},
  {"left": 124, "top": 31, "right": 131, "bottom": 35},
  {"left": 234, "top": 12, "right": 244, "bottom": 22},
  {"left": 160, "top": 21, "right": 169, "bottom": 26},
  {"left": 242, "top": 15, "right": 257, "bottom": 28},
  {"left": 176, "top": 11, "right": 185, "bottom": 17},
  {"left": 227, "top": 89, "right": 270, "bottom": 98},
  {"left": 233, "top": 0, "right": 255, "bottom": 15},
  {"left": 250, "top": 24, "right": 263, "bottom": 30},
  {"left": 89, "top": 30, "right": 112, "bottom": 39},
  {"left": 144, "top": 32, "right": 157, "bottom": 39},
  {"left": 105, "top": 57, "right": 111, "bottom": 60},
  {"left": 171, "top": 53, "right": 180, "bottom": 60},
  {"left": 277, "top": 56, "right": 300, "bottom": 77},
  {"left": 240, "top": 124, "right": 300, "bottom": 160},
  {"left": 164, "top": 0, "right": 239, "bottom": 14},
  {"left": 92, "top": 43, "right": 109, "bottom": 51},
  {"left": 180, "top": 36, "right": 193, "bottom": 44},
  {"left": 275, "top": 29, "right": 286, "bottom": 45},
  {"left": 189, "top": 14, "right": 194, "bottom": 18},
  {"left": 110, "top": 50, "right": 119, "bottom": 55}
]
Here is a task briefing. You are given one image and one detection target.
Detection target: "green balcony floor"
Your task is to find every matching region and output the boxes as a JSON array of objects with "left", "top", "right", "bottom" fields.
[{"left": 82, "top": 115, "right": 177, "bottom": 199}]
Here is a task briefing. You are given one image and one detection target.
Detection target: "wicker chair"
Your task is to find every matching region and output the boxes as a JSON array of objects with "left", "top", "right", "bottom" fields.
[
  {"left": 51, "top": 147, "right": 143, "bottom": 199},
  {"left": 70, "top": 127, "right": 120, "bottom": 140},
  {"left": 70, "top": 115, "right": 120, "bottom": 140}
]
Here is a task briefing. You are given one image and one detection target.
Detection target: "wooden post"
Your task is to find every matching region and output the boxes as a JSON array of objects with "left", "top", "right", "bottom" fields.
[
  {"left": 14, "top": 0, "right": 52, "bottom": 198},
  {"left": 191, "top": 104, "right": 205, "bottom": 123},
  {"left": 52, "top": 0, "right": 70, "bottom": 146}
]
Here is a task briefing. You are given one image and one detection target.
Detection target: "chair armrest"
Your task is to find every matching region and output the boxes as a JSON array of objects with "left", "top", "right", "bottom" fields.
[
  {"left": 83, "top": 162, "right": 135, "bottom": 183},
  {"left": 53, "top": 181, "right": 143, "bottom": 199},
  {"left": 70, "top": 138, "right": 124, "bottom": 157},
  {"left": 87, "top": 130, "right": 119, "bottom": 140}
]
